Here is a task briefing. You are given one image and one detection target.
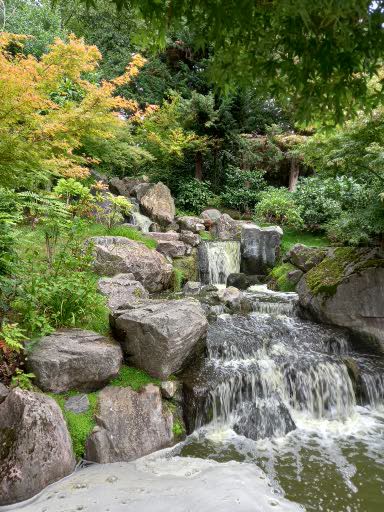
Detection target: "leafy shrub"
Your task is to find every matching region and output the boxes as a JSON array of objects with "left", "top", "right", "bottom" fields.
[
  {"left": 221, "top": 166, "right": 266, "bottom": 212},
  {"left": 12, "top": 228, "right": 109, "bottom": 338},
  {"left": 255, "top": 187, "right": 303, "bottom": 228},
  {"left": 0, "top": 322, "right": 26, "bottom": 353},
  {"left": 11, "top": 369, "right": 35, "bottom": 390},
  {"left": 176, "top": 179, "right": 214, "bottom": 214},
  {"left": 294, "top": 176, "right": 367, "bottom": 230}
]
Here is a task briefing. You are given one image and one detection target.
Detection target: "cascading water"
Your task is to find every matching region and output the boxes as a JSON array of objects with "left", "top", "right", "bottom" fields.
[
  {"left": 128, "top": 198, "right": 152, "bottom": 233},
  {"left": 179, "top": 287, "right": 384, "bottom": 512},
  {"left": 198, "top": 240, "right": 241, "bottom": 285}
]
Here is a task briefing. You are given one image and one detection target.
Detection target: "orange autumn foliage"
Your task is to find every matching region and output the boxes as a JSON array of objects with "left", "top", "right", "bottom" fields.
[{"left": 0, "top": 33, "right": 146, "bottom": 188}]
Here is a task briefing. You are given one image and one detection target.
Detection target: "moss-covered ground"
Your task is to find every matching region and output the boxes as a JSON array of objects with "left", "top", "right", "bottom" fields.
[{"left": 109, "top": 365, "right": 160, "bottom": 391}]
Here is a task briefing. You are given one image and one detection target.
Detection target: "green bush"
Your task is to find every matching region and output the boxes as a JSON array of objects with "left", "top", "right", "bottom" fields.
[
  {"left": 176, "top": 179, "right": 215, "bottom": 214},
  {"left": 294, "top": 176, "right": 367, "bottom": 230},
  {"left": 220, "top": 166, "right": 266, "bottom": 212},
  {"left": 255, "top": 187, "right": 303, "bottom": 228}
]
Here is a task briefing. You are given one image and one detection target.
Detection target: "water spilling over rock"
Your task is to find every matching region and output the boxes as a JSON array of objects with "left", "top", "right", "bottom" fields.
[{"left": 198, "top": 240, "right": 241, "bottom": 285}]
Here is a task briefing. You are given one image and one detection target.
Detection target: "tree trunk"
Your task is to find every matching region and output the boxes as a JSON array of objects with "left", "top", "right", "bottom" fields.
[
  {"left": 195, "top": 151, "right": 203, "bottom": 181},
  {"left": 288, "top": 157, "right": 300, "bottom": 192}
]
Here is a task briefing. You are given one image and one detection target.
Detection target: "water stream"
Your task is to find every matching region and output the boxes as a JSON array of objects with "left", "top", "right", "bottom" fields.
[{"left": 178, "top": 287, "right": 384, "bottom": 512}]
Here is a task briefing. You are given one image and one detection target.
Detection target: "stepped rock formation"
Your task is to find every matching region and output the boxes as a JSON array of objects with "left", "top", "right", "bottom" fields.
[
  {"left": 112, "top": 299, "right": 208, "bottom": 379},
  {"left": 91, "top": 236, "right": 172, "bottom": 292},
  {"left": 0, "top": 389, "right": 75, "bottom": 506},
  {"left": 28, "top": 329, "right": 122, "bottom": 393},
  {"left": 86, "top": 385, "right": 173, "bottom": 463}
]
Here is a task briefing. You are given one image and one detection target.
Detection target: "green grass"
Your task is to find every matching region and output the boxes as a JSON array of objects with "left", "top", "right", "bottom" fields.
[
  {"left": 171, "top": 268, "right": 185, "bottom": 292},
  {"left": 80, "top": 222, "right": 157, "bottom": 249},
  {"left": 50, "top": 391, "right": 98, "bottom": 459},
  {"left": 109, "top": 365, "right": 160, "bottom": 391},
  {"left": 281, "top": 228, "right": 329, "bottom": 254}
]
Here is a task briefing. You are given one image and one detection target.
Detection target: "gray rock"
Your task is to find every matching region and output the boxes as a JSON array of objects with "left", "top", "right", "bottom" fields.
[
  {"left": 0, "top": 382, "right": 9, "bottom": 404},
  {"left": 177, "top": 216, "right": 205, "bottom": 233},
  {"left": 217, "top": 286, "right": 243, "bottom": 309},
  {"left": 201, "top": 209, "right": 222, "bottom": 223},
  {"left": 165, "top": 221, "right": 180, "bottom": 232},
  {"left": 298, "top": 264, "right": 384, "bottom": 353},
  {"left": 9, "top": 455, "right": 303, "bottom": 512},
  {"left": 211, "top": 213, "right": 239, "bottom": 240},
  {"left": 85, "top": 385, "right": 173, "bottom": 463},
  {"left": 285, "top": 244, "right": 327, "bottom": 272},
  {"left": 133, "top": 182, "right": 155, "bottom": 201},
  {"left": 287, "top": 268, "right": 303, "bottom": 286},
  {"left": 234, "top": 398, "right": 296, "bottom": 441},
  {"left": 112, "top": 299, "right": 208, "bottom": 379},
  {"left": 179, "top": 230, "right": 201, "bottom": 247},
  {"left": 241, "top": 223, "right": 282, "bottom": 274},
  {"left": 28, "top": 329, "right": 122, "bottom": 393},
  {"left": 109, "top": 177, "right": 149, "bottom": 197},
  {"left": 183, "top": 281, "right": 204, "bottom": 295},
  {"left": 156, "top": 240, "right": 187, "bottom": 259},
  {"left": 160, "top": 380, "right": 179, "bottom": 399},
  {"left": 0, "top": 388, "right": 75, "bottom": 505},
  {"left": 98, "top": 273, "right": 149, "bottom": 310},
  {"left": 91, "top": 236, "right": 172, "bottom": 293},
  {"left": 227, "top": 272, "right": 260, "bottom": 290},
  {"left": 147, "top": 231, "right": 180, "bottom": 241},
  {"left": 64, "top": 394, "right": 90, "bottom": 414},
  {"left": 139, "top": 182, "right": 175, "bottom": 226}
]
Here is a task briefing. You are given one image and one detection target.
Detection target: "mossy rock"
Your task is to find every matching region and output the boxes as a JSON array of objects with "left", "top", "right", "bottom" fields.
[
  {"left": 305, "top": 247, "right": 360, "bottom": 297},
  {"left": 171, "top": 250, "right": 199, "bottom": 291},
  {"left": 268, "top": 263, "right": 297, "bottom": 292}
]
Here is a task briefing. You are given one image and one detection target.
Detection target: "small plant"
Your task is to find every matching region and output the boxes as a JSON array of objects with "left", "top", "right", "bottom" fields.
[
  {"left": 11, "top": 369, "right": 35, "bottom": 390},
  {"left": 172, "top": 419, "right": 185, "bottom": 437},
  {"left": 103, "top": 194, "right": 132, "bottom": 229},
  {"left": 171, "top": 268, "right": 185, "bottom": 292},
  {"left": 0, "top": 322, "right": 27, "bottom": 353}
]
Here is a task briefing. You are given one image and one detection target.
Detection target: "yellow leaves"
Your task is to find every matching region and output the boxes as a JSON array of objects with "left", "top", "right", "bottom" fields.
[
  {"left": 111, "top": 53, "right": 147, "bottom": 86},
  {"left": 0, "top": 32, "right": 148, "bottom": 187}
]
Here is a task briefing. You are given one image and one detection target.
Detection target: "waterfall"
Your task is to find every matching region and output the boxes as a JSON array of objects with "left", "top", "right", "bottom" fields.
[
  {"left": 198, "top": 241, "right": 241, "bottom": 285},
  {"left": 179, "top": 288, "right": 384, "bottom": 511},
  {"left": 128, "top": 198, "right": 152, "bottom": 233},
  {"left": 188, "top": 289, "right": 384, "bottom": 433}
]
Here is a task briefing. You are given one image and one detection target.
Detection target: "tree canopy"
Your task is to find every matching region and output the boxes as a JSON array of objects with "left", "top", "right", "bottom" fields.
[{"left": 76, "top": 0, "right": 384, "bottom": 125}]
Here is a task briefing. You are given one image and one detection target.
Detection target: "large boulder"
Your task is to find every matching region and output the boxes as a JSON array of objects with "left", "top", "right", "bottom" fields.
[
  {"left": 0, "top": 388, "right": 75, "bottom": 505},
  {"left": 139, "top": 182, "right": 175, "bottom": 226},
  {"left": 297, "top": 248, "right": 384, "bottom": 353},
  {"left": 0, "top": 383, "right": 9, "bottom": 404},
  {"left": 85, "top": 385, "right": 173, "bottom": 463},
  {"left": 285, "top": 243, "right": 327, "bottom": 272},
  {"left": 201, "top": 208, "right": 222, "bottom": 223},
  {"left": 28, "top": 329, "right": 122, "bottom": 393},
  {"left": 156, "top": 240, "right": 187, "bottom": 259},
  {"left": 210, "top": 213, "right": 239, "bottom": 240},
  {"left": 91, "top": 236, "right": 172, "bottom": 292},
  {"left": 112, "top": 299, "right": 208, "bottom": 379},
  {"left": 177, "top": 216, "right": 205, "bottom": 233},
  {"left": 109, "top": 176, "right": 149, "bottom": 197},
  {"left": 241, "top": 223, "right": 282, "bottom": 274},
  {"left": 98, "top": 273, "right": 149, "bottom": 310}
]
